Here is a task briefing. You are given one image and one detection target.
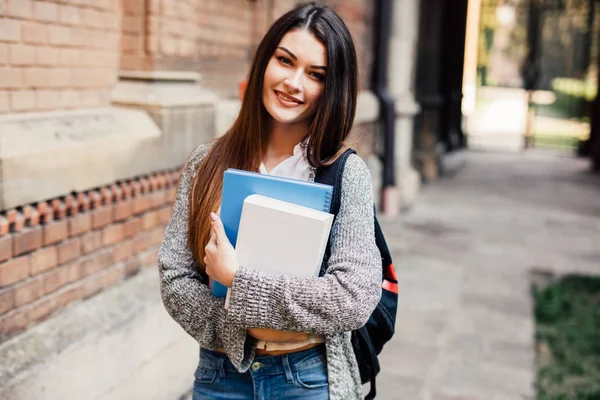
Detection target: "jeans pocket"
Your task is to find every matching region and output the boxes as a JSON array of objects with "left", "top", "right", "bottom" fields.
[
  {"left": 194, "top": 367, "right": 217, "bottom": 384},
  {"left": 295, "top": 364, "right": 328, "bottom": 389}
]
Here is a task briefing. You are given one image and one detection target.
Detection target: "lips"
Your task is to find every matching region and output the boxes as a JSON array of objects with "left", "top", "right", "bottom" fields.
[{"left": 274, "top": 90, "right": 304, "bottom": 106}]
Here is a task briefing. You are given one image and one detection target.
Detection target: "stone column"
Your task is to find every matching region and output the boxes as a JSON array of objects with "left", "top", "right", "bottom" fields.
[
  {"left": 111, "top": 71, "right": 217, "bottom": 172},
  {"left": 592, "top": 56, "right": 600, "bottom": 172},
  {"left": 388, "top": 0, "right": 421, "bottom": 210}
]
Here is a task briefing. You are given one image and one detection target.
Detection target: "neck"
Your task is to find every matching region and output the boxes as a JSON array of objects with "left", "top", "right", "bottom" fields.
[{"left": 266, "top": 119, "right": 309, "bottom": 157}]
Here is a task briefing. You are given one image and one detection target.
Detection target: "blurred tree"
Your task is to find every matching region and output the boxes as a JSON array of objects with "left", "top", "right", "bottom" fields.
[
  {"left": 477, "top": 0, "right": 501, "bottom": 85},
  {"left": 538, "top": 0, "right": 596, "bottom": 89}
]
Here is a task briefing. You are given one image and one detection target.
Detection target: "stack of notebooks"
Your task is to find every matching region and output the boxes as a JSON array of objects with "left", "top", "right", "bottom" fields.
[{"left": 210, "top": 169, "right": 335, "bottom": 305}]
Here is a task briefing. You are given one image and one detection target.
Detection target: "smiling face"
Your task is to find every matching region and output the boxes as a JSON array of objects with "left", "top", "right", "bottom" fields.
[{"left": 261, "top": 29, "right": 327, "bottom": 130}]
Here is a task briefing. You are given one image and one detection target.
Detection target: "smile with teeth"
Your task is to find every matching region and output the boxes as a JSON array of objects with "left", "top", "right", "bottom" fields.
[{"left": 275, "top": 90, "right": 303, "bottom": 104}]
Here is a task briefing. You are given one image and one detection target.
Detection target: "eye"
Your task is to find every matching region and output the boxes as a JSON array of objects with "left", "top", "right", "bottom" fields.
[
  {"left": 309, "top": 71, "right": 325, "bottom": 82},
  {"left": 277, "top": 56, "right": 292, "bottom": 65}
]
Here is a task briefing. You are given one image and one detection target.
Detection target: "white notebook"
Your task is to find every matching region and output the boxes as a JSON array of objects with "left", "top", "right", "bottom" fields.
[{"left": 225, "top": 194, "right": 334, "bottom": 308}]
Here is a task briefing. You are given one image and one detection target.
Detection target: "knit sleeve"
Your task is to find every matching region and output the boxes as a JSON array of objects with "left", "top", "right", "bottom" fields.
[
  {"left": 157, "top": 143, "right": 257, "bottom": 372},
  {"left": 226, "top": 154, "right": 382, "bottom": 335}
]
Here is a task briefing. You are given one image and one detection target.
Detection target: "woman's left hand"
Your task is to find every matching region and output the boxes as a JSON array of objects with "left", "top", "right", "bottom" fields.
[{"left": 204, "top": 213, "right": 239, "bottom": 287}]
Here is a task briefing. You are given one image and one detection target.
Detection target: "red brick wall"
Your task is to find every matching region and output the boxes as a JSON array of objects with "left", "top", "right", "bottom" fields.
[
  {"left": 121, "top": 0, "right": 256, "bottom": 70},
  {"left": 0, "top": 0, "right": 121, "bottom": 114},
  {"left": 0, "top": 1, "right": 373, "bottom": 113},
  {"left": 0, "top": 171, "right": 178, "bottom": 342},
  {"left": 120, "top": 0, "right": 259, "bottom": 97},
  {"left": 328, "top": 0, "right": 374, "bottom": 90},
  {"left": 118, "top": 0, "right": 373, "bottom": 97}
]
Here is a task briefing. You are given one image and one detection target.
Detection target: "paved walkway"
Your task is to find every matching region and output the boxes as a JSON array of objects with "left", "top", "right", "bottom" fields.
[{"left": 376, "top": 150, "right": 600, "bottom": 400}]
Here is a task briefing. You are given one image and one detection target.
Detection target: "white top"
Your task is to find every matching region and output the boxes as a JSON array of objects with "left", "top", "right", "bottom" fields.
[
  {"left": 258, "top": 141, "right": 314, "bottom": 181},
  {"left": 255, "top": 140, "right": 325, "bottom": 352}
]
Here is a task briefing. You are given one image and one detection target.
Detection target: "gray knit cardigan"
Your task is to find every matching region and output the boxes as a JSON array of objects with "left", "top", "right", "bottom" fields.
[{"left": 158, "top": 143, "right": 382, "bottom": 400}]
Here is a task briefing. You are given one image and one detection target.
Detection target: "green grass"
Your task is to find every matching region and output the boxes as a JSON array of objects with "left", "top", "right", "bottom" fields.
[
  {"left": 533, "top": 275, "right": 600, "bottom": 400},
  {"left": 532, "top": 135, "right": 582, "bottom": 151}
]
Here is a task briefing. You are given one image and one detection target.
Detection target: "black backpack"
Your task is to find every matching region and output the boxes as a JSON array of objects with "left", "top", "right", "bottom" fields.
[{"left": 315, "top": 149, "right": 398, "bottom": 400}]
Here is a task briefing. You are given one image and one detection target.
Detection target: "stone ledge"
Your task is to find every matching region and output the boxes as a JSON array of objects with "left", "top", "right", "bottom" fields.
[
  {"left": 0, "top": 267, "right": 197, "bottom": 400},
  {"left": 0, "top": 108, "right": 161, "bottom": 211},
  {"left": 214, "top": 99, "right": 241, "bottom": 138},
  {"left": 112, "top": 79, "right": 217, "bottom": 108},
  {"left": 119, "top": 70, "right": 201, "bottom": 82}
]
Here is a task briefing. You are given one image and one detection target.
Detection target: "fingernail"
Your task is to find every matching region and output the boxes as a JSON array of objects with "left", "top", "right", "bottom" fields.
[{"left": 210, "top": 212, "right": 218, "bottom": 222}]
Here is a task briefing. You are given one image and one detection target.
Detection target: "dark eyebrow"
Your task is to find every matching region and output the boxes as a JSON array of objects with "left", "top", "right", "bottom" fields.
[
  {"left": 277, "top": 46, "right": 328, "bottom": 72},
  {"left": 277, "top": 46, "right": 297, "bottom": 60}
]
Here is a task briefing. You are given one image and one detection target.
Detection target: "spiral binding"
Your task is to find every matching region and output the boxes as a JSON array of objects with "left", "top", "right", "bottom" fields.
[{"left": 324, "top": 192, "right": 332, "bottom": 213}]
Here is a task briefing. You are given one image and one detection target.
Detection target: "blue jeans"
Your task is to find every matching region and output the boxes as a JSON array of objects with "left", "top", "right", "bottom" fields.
[{"left": 193, "top": 344, "right": 329, "bottom": 400}]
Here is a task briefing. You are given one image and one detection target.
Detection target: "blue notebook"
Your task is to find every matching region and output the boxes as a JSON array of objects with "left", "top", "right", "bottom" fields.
[{"left": 211, "top": 168, "right": 334, "bottom": 297}]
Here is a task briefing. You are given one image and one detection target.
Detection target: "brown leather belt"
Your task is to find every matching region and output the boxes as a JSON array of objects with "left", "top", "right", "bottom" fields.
[
  {"left": 255, "top": 342, "right": 321, "bottom": 356},
  {"left": 214, "top": 342, "right": 322, "bottom": 357}
]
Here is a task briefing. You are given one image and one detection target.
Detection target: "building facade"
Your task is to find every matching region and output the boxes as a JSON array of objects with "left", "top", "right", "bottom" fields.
[{"left": 0, "top": 0, "right": 421, "bottom": 350}]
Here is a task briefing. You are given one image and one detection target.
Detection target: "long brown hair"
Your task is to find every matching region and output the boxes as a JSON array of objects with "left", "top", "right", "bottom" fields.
[{"left": 188, "top": 3, "right": 358, "bottom": 267}]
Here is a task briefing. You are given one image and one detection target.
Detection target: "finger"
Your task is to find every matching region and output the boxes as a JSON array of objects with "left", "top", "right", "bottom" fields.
[
  {"left": 208, "top": 231, "right": 217, "bottom": 247},
  {"left": 210, "top": 213, "right": 227, "bottom": 242},
  {"left": 205, "top": 240, "right": 216, "bottom": 254},
  {"left": 204, "top": 237, "right": 216, "bottom": 258}
]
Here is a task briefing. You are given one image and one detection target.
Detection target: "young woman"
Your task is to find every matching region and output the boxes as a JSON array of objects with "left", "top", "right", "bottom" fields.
[{"left": 158, "top": 3, "right": 381, "bottom": 399}]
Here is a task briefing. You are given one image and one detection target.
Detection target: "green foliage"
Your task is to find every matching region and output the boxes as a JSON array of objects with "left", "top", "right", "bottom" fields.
[
  {"left": 553, "top": 78, "right": 598, "bottom": 101},
  {"left": 533, "top": 275, "right": 600, "bottom": 400},
  {"left": 477, "top": 0, "right": 501, "bottom": 70},
  {"left": 535, "top": 77, "right": 595, "bottom": 120}
]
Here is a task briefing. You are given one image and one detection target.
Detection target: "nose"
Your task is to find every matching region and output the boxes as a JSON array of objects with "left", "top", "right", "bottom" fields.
[{"left": 283, "top": 70, "right": 302, "bottom": 93}]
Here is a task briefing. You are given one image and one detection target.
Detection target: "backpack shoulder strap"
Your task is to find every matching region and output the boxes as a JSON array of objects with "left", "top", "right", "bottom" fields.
[
  {"left": 314, "top": 148, "right": 356, "bottom": 277},
  {"left": 314, "top": 148, "right": 357, "bottom": 216}
]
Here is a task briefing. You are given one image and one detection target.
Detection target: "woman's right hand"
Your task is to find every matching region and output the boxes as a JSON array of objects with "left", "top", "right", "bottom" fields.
[{"left": 248, "top": 328, "right": 310, "bottom": 343}]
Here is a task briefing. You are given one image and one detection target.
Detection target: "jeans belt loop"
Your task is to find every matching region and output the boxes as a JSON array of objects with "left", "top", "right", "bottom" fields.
[
  {"left": 281, "top": 354, "right": 294, "bottom": 384},
  {"left": 217, "top": 355, "right": 226, "bottom": 380}
]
